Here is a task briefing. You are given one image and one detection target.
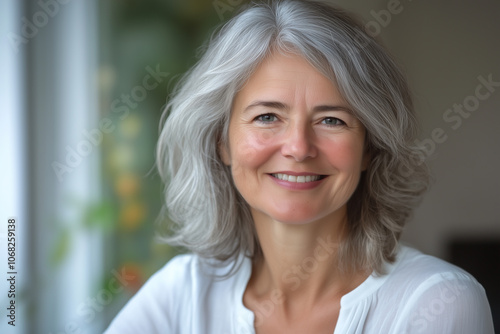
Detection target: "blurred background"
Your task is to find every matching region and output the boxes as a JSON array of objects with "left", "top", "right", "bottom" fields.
[{"left": 1, "top": 0, "right": 499, "bottom": 333}]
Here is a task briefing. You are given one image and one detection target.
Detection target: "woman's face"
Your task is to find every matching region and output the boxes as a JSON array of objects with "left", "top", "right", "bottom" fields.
[{"left": 220, "top": 52, "right": 368, "bottom": 225}]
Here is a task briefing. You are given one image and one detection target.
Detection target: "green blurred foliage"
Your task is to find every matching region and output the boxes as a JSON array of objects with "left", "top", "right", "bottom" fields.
[{"left": 50, "top": 227, "right": 71, "bottom": 267}]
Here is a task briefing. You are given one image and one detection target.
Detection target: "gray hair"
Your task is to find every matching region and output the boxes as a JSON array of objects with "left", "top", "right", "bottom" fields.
[{"left": 156, "top": 0, "right": 429, "bottom": 275}]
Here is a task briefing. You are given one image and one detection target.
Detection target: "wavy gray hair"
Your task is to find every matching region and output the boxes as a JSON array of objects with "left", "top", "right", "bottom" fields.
[{"left": 156, "top": 0, "right": 429, "bottom": 275}]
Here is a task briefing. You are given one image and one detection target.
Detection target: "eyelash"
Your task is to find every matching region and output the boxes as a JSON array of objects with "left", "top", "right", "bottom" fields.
[
  {"left": 254, "top": 113, "right": 278, "bottom": 123},
  {"left": 321, "top": 117, "right": 346, "bottom": 127},
  {"left": 254, "top": 114, "right": 346, "bottom": 127}
]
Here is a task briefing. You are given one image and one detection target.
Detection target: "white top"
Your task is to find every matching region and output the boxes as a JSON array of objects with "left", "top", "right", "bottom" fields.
[{"left": 105, "top": 245, "right": 494, "bottom": 333}]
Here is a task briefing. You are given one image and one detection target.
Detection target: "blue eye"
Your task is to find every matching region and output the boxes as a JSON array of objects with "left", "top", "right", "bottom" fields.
[
  {"left": 321, "top": 117, "right": 345, "bottom": 126},
  {"left": 255, "top": 114, "right": 278, "bottom": 123}
]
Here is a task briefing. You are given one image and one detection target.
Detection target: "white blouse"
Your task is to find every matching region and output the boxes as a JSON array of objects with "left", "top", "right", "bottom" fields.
[{"left": 105, "top": 245, "right": 494, "bottom": 333}]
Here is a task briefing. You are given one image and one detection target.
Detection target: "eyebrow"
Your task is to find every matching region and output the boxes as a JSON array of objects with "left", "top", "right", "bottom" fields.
[
  {"left": 243, "top": 100, "right": 353, "bottom": 114},
  {"left": 244, "top": 101, "right": 288, "bottom": 112}
]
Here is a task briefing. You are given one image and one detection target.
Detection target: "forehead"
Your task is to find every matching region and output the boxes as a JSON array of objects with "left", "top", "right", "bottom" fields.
[{"left": 234, "top": 51, "right": 347, "bottom": 107}]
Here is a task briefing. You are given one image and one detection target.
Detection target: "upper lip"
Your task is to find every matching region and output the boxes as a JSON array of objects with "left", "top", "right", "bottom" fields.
[{"left": 269, "top": 171, "right": 325, "bottom": 176}]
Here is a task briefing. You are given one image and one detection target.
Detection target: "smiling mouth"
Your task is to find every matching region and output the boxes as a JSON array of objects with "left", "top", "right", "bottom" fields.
[{"left": 270, "top": 173, "right": 326, "bottom": 183}]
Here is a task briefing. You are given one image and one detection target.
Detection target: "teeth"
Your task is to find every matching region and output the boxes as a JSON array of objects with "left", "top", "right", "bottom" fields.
[{"left": 272, "top": 173, "right": 322, "bottom": 183}]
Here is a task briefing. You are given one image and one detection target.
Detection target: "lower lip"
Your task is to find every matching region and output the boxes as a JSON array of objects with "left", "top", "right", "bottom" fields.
[{"left": 269, "top": 174, "right": 326, "bottom": 190}]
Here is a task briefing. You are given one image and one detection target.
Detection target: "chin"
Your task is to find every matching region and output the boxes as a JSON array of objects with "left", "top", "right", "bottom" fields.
[{"left": 268, "top": 209, "right": 327, "bottom": 226}]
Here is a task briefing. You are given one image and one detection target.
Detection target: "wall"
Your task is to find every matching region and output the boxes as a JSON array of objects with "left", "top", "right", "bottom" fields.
[{"left": 337, "top": 0, "right": 500, "bottom": 259}]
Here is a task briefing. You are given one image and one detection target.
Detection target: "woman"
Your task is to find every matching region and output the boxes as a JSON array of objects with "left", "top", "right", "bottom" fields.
[{"left": 106, "top": 1, "right": 494, "bottom": 333}]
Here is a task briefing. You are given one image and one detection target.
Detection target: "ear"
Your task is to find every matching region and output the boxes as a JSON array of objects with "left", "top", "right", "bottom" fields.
[{"left": 219, "top": 141, "right": 231, "bottom": 166}]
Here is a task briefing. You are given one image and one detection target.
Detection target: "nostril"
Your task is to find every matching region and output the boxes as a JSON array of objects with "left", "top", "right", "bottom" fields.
[{"left": 280, "top": 140, "right": 317, "bottom": 161}]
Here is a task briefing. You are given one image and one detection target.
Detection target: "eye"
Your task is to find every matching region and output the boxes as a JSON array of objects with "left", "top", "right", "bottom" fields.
[
  {"left": 255, "top": 113, "right": 278, "bottom": 123},
  {"left": 321, "top": 117, "right": 346, "bottom": 127}
]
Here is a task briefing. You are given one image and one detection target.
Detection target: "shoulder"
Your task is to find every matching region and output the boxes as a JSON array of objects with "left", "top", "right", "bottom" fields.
[
  {"left": 125, "top": 254, "right": 202, "bottom": 300},
  {"left": 155, "top": 252, "right": 247, "bottom": 282},
  {"left": 391, "top": 245, "right": 475, "bottom": 284},
  {"left": 134, "top": 252, "right": 246, "bottom": 301},
  {"left": 146, "top": 253, "right": 243, "bottom": 293},
  {"left": 388, "top": 245, "right": 487, "bottom": 303},
  {"left": 103, "top": 254, "right": 196, "bottom": 333},
  {"left": 105, "top": 254, "right": 244, "bottom": 334},
  {"left": 385, "top": 245, "right": 494, "bottom": 333},
  {"left": 375, "top": 245, "right": 485, "bottom": 305},
  {"left": 152, "top": 253, "right": 202, "bottom": 286}
]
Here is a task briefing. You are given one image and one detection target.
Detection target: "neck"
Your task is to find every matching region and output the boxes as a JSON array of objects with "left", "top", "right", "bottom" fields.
[{"left": 249, "top": 207, "right": 360, "bottom": 303}]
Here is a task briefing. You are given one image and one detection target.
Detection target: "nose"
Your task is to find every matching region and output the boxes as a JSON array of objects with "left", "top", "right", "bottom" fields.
[{"left": 280, "top": 122, "right": 317, "bottom": 162}]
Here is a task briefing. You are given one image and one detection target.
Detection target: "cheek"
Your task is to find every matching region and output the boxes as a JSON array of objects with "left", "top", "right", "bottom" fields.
[
  {"left": 320, "top": 136, "right": 365, "bottom": 171},
  {"left": 230, "top": 129, "right": 277, "bottom": 174}
]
